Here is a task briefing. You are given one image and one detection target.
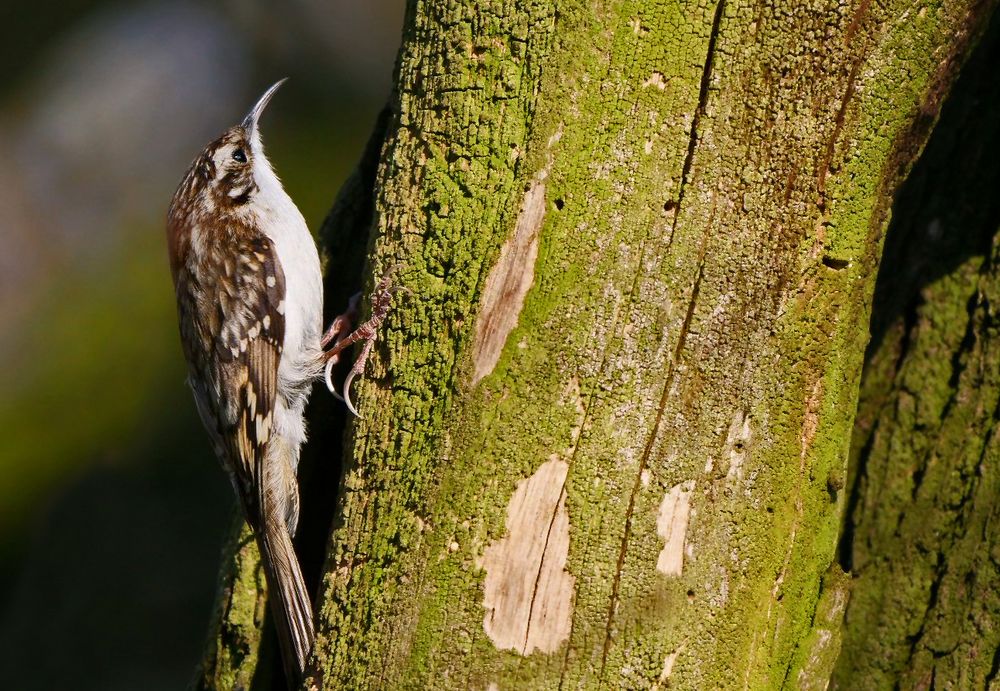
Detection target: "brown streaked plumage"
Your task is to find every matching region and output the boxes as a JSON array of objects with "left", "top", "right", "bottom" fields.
[{"left": 167, "top": 81, "right": 317, "bottom": 685}]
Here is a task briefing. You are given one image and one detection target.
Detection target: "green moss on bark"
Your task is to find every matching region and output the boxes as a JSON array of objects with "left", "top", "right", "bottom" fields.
[
  {"left": 305, "top": 0, "right": 994, "bottom": 688},
  {"left": 194, "top": 520, "right": 267, "bottom": 691}
]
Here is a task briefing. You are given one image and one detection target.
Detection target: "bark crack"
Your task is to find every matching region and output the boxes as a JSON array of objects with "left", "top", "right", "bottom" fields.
[
  {"left": 817, "top": 56, "right": 862, "bottom": 210},
  {"left": 524, "top": 482, "right": 570, "bottom": 654},
  {"left": 593, "top": 3, "right": 727, "bottom": 672},
  {"left": 599, "top": 253, "right": 708, "bottom": 681},
  {"left": 558, "top": 173, "right": 672, "bottom": 687},
  {"left": 986, "top": 637, "right": 1000, "bottom": 687},
  {"left": 672, "top": 0, "right": 726, "bottom": 222},
  {"left": 552, "top": 216, "right": 642, "bottom": 678}
]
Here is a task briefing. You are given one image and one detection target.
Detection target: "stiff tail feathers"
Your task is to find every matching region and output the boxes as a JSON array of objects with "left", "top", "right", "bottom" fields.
[{"left": 258, "top": 514, "right": 315, "bottom": 683}]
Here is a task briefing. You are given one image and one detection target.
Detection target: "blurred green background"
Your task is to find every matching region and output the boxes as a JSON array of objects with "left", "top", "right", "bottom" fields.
[{"left": 0, "top": 2, "right": 402, "bottom": 688}]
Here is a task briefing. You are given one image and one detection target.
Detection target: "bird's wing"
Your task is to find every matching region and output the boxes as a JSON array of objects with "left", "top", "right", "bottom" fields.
[
  {"left": 176, "top": 230, "right": 314, "bottom": 674},
  {"left": 176, "top": 231, "right": 286, "bottom": 522}
]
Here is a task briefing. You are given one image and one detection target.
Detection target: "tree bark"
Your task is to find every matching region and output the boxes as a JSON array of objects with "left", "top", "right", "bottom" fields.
[
  {"left": 834, "top": 10, "right": 1000, "bottom": 688},
  {"left": 195, "top": 1, "right": 997, "bottom": 689}
]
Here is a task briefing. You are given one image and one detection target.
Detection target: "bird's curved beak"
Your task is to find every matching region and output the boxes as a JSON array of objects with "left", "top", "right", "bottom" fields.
[{"left": 241, "top": 78, "right": 287, "bottom": 134}]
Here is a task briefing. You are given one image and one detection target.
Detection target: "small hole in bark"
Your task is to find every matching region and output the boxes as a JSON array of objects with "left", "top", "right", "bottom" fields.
[
  {"left": 826, "top": 475, "right": 844, "bottom": 503},
  {"left": 821, "top": 255, "right": 850, "bottom": 270},
  {"left": 555, "top": 198, "right": 564, "bottom": 210},
  {"left": 766, "top": 506, "right": 774, "bottom": 514},
  {"left": 663, "top": 200, "right": 677, "bottom": 212}
]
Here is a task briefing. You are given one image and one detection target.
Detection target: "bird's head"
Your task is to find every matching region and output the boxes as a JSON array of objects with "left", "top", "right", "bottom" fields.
[{"left": 172, "top": 79, "right": 286, "bottom": 216}]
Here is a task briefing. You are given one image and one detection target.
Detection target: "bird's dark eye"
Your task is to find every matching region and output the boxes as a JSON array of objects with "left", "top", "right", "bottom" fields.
[{"left": 232, "top": 148, "right": 247, "bottom": 163}]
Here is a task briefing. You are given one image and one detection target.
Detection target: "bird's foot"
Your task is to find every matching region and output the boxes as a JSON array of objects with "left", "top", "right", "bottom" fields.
[{"left": 322, "top": 271, "right": 396, "bottom": 417}]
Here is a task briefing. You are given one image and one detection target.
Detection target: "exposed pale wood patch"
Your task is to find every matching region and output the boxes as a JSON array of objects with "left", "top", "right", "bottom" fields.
[
  {"left": 725, "top": 410, "right": 753, "bottom": 483},
  {"left": 482, "top": 458, "right": 575, "bottom": 655},
  {"left": 801, "top": 380, "right": 823, "bottom": 453},
  {"left": 472, "top": 180, "right": 546, "bottom": 383},
  {"left": 642, "top": 71, "right": 668, "bottom": 89},
  {"left": 656, "top": 480, "right": 695, "bottom": 576},
  {"left": 662, "top": 650, "right": 679, "bottom": 677},
  {"left": 652, "top": 644, "right": 685, "bottom": 690}
]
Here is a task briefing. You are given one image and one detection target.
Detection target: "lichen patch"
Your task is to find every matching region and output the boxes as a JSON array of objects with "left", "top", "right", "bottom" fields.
[
  {"left": 482, "top": 458, "right": 575, "bottom": 655},
  {"left": 656, "top": 481, "right": 695, "bottom": 576},
  {"left": 472, "top": 179, "right": 546, "bottom": 383}
]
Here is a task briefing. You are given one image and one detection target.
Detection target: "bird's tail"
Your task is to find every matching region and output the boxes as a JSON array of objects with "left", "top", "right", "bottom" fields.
[{"left": 257, "top": 507, "right": 315, "bottom": 684}]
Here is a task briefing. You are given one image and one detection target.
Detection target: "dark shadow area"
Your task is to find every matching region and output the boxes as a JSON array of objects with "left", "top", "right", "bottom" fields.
[
  {"left": 838, "top": 7, "right": 1000, "bottom": 571},
  {"left": 0, "top": 401, "right": 230, "bottom": 691},
  {"left": 864, "top": 12, "right": 1000, "bottom": 356}
]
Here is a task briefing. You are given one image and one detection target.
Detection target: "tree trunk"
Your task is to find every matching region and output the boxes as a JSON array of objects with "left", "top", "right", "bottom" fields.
[
  {"left": 195, "top": 1, "right": 997, "bottom": 689},
  {"left": 834, "top": 10, "right": 1000, "bottom": 688}
]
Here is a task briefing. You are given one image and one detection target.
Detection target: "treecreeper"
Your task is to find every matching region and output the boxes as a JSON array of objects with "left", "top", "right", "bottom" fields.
[{"left": 166, "top": 79, "right": 391, "bottom": 685}]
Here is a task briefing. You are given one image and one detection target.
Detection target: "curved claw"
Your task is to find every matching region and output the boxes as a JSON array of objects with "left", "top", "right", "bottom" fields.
[
  {"left": 324, "top": 356, "right": 337, "bottom": 396},
  {"left": 342, "top": 368, "right": 362, "bottom": 418}
]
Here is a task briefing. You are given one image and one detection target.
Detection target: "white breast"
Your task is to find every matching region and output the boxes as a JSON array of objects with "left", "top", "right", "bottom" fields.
[{"left": 251, "top": 151, "right": 323, "bottom": 389}]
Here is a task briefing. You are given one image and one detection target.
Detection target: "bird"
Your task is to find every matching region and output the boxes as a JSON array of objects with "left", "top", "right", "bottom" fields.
[{"left": 166, "top": 79, "right": 390, "bottom": 683}]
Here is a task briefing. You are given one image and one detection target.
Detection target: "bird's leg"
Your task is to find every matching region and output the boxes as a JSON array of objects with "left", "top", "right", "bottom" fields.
[
  {"left": 321, "top": 293, "right": 360, "bottom": 349},
  {"left": 322, "top": 272, "right": 395, "bottom": 416}
]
